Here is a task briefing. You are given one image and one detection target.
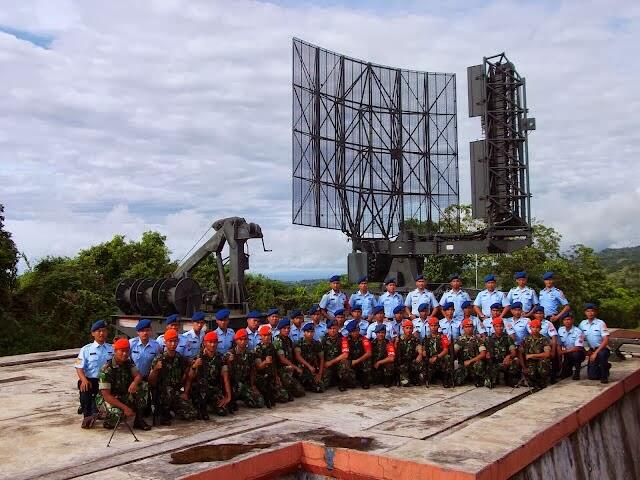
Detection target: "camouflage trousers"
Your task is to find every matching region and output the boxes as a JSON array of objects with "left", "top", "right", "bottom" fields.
[
  {"left": 96, "top": 382, "right": 148, "bottom": 424},
  {"left": 524, "top": 360, "right": 550, "bottom": 389},
  {"left": 255, "top": 372, "right": 290, "bottom": 404},
  {"left": 424, "top": 356, "right": 454, "bottom": 386},
  {"left": 398, "top": 360, "right": 423, "bottom": 386},
  {"left": 322, "top": 361, "right": 355, "bottom": 389},
  {"left": 191, "top": 381, "right": 227, "bottom": 415},
  {"left": 298, "top": 367, "right": 324, "bottom": 393},
  {"left": 157, "top": 384, "right": 197, "bottom": 420},
  {"left": 278, "top": 366, "right": 306, "bottom": 397},
  {"left": 351, "top": 359, "right": 372, "bottom": 387},
  {"left": 233, "top": 382, "right": 265, "bottom": 408},
  {"left": 454, "top": 360, "right": 486, "bottom": 386},
  {"left": 485, "top": 359, "right": 521, "bottom": 386},
  {"left": 371, "top": 364, "right": 395, "bottom": 386}
]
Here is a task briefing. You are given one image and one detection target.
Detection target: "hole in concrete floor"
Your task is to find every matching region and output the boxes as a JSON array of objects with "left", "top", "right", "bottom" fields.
[
  {"left": 0, "top": 375, "right": 29, "bottom": 384},
  {"left": 170, "top": 443, "right": 271, "bottom": 464},
  {"left": 322, "top": 434, "right": 374, "bottom": 451}
]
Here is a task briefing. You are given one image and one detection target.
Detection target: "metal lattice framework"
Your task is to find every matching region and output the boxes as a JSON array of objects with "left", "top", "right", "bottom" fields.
[{"left": 292, "top": 38, "right": 459, "bottom": 240}]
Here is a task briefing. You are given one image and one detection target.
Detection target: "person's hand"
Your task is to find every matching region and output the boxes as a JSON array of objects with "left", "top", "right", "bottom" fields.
[
  {"left": 154, "top": 361, "right": 163, "bottom": 371},
  {"left": 305, "top": 364, "right": 314, "bottom": 373},
  {"left": 128, "top": 382, "right": 138, "bottom": 394},
  {"left": 265, "top": 356, "right": 272, "bottom": 365},
  {"left": 590, "top": 352, "right": 597, "bottom": 362},
  {"left": 503, "top": 357, "right": 512, "bottom": 367},
  {"left": 463, "top": 360, "right": 471, "bottom": 367},
  {"left": 550, "top": 315, "right": 559, "bottom": 322},
  {"left": 374, "top": 361, "right": 380, "bottom": 369},
  {"left": 218, "top": 396, "right": 231, "bottom": 408},
  {"left": 314, "top": 372, "right": 322, "bottom": 383},
  {"left": 429, "top": 356, "right": 437, "bottom": 365},
  {"left": 79, "top": 378, "right": 91, "bottom": 392},
  {"left": 252, "top": 386, "right": 261, "bottom": 396},
  {"left": 192, "top": 358, "right": 202, "bottom": 369},
  {"left": 523, "top": 367, "right": 530, "bottom": 375},
  {"left": 180, "top": 391, "right": 189, "bottom": 401},
  {"left": 122, "top": 406, "right": 135, "bottom": 418}
]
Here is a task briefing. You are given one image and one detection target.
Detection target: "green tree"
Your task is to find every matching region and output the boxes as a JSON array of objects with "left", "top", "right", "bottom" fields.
[{"left": 0, "top": 204, "right": 19, "bottom": 310}]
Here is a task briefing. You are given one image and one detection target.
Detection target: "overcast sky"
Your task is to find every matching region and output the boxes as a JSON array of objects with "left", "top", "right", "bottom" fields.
[{"left": 1, "top": 0, "right": 639, "bottom": 279}]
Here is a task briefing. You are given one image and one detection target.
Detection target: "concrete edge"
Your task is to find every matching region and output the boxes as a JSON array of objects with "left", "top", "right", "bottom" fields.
[{"left": 0, "top": 349, "right": 78, "bottom": 367}]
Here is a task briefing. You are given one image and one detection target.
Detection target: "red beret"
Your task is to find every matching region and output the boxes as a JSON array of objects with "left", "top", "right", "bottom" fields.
[
  {"left": 492, "top": 317, "right": 503, "bottom": 327},
  {"left": 461, "top": 319, "right": 473, "bottom": 327},
  {"left": 402, "top": 320, "right": 413, "bottom": 328},
  {"left": 258, "top": 325, "right": 272, "bottom": 336},
  {"left": 204, "top": 331, "right": 218, "bottom": 342},
  {"left": 529, "top": 319, "right": 541, "bottom": 328},
  {"left": 113, "top": 338, "right": 130, "bottom": 350},
  {"left": 164, "top": 329, "right": 179, "bottom": 341},
  {"left": 428, "top": 317, "right": 440, "bottom": 326},
  {"left": 234, "top": 329, "right": 248, "bottom": 340}
]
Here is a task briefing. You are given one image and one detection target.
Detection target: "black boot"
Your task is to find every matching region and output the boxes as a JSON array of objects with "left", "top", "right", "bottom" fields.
[
  {"left": 200, "top": 405, "right": 210, "bottom": 420},
  {"left": 572, "top": 368, "right": 580, "bottom": 380},
  {"left": 134, "top": 414, "right": 151, "bottom": 431}
]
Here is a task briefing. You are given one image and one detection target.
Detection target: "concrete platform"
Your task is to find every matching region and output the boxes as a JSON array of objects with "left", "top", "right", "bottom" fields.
[{"left": 0, "top": 353, "right": 638, "bottom": 480}]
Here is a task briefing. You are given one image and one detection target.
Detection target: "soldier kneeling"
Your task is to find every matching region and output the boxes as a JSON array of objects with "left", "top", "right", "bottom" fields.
[
  {"left": 321, "top": 320, "right": 353, "bottom": 391},
  {"left": 371, "top": 324, "right": 396, "bottom": 387},
  {"left": 96, "top": 338, "right": 150, "bottom": 431},
  {"left": 422, "top": 317, "right": 453, "bottom": 387},
  {"left": 396, "top": 320, "right": 423, "bottom": 386},
  {"left": 484, "top": 317, "right": 520, "bottom": 388},
  {"left": 454, "top": 319, "right": 487, "bottom": 387},
  {"left": 521, "top": 319, "right": 551, "bottom": 390},
  {"left": 295, "top": 323, "right": 325, "bottom": 393}
]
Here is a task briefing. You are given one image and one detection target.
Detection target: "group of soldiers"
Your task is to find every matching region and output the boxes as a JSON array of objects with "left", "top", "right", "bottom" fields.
[{"left": 75, "top": 272, "right": 612, "bottom": 431}]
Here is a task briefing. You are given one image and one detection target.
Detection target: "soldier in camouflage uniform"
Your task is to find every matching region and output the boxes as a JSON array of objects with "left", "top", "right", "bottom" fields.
[
  {"left": 229, "top": 329, "right": 264, "bottom": 409},
  {"left": 273, "top": 318, "right": 306, "bottom": 398},
  {"left": 454, "top": 319, "right": 487, "bottom": 386},
  {"left": 321, "top": 320, "right": 353, "bottom": 391},
  {"left": 422, "top": 317, "right": 453, "bottom": 387},
  {"left": 96, "top": 338, "right": 151, "bottom": 430},
  {"left": 521, "top": 319, "right": 551, "bottom": 390},
  {"left": 484, "top": 317, "right": 520, "bottom": 388},
  {"left": 185, "top": 331, "right": 232, "bottom": 420},
  {"left": 254, "top": 325, "right": 290, "bottom": 407},
  {"left": 371, "top": 324, "right": 396, "bottom": 387},
  {"left": 148, "top": 329, "right": 197, "bottom": 425},
  {"left": 345, "top": 319, "right": 372, "bottom": 389},
  {"left": 295, "top": 323, "right": 325, "bottom": 393},
  {"left": 396, "top": 320, "right": 423, "bottom": 386}
]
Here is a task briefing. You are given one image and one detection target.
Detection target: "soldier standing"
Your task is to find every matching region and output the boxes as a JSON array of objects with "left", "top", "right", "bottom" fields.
[
  {"left": 345, "top": 319, "right": 373, "bottom": 389},
  {"left": 266, "top": 308, "right": 280, "bottom": 330},
  {"left": 558, "top": 311, "right": 586, "bottom": 380},
  {"left": 412, "top": 303, "right": 431, "bottom": 341},
  {"left": 245, "top": 310, "right": 263, "bottom": 351},
  {"left": 273, "top": 318, "right": 306, "bottom": 398},
  {"left": 148, "top": 329, "right": 197, "bottom": 425},
  {"left": 521, "top": 319, "right": 551, "bottom": 390},
  {"left": 438, "top": 274, "right": 471, "bottom": 321},
  {"left": 422, "top": 317, "right": 453, "bottom": 387},
  {"left": 295, "top": 323, "right": 325, "bottom": 393},
  {"left": 378, "top": 278, "right": 404, "bottom": 319},
  {"left": 454, "top": 319, "right": 487, "bottom": 387},
  {"left": 504, "top": 302, "right": 529, "bottom": 347},
  {"left": 157, "top": 314, "right": 187, "bottom": 355},
  {"left": 228, "top": 329, "right": 264, "bottom": 409},
  {"left": 319, "top": 275, "right": 349, "bottom": 320},
  {"left": 254, "top": 325, "right": 290, "bottom": 407},
  {"left": 484, "top": 318, "right": 520, "bottom": 388},
  {"left": 371, "top": 324, "right": 396, "bottom": 388},
  {"left": 349, "top": 304, "right": 370, "bottom": 337},
  {"left": 307, "top": 305, "right": 327, "bottom": 341},
  {"left": 366, "top": 305, "right": 389, "bottom": 340},
  {"left": 439, "top": 302, "right": 462, "bottom": 342},
  {"left": 474, "top": 274, "right": 508, "bottom": 320},
  {"left": 405, "top": 274, "right": 438, "bottom": 319},
  {"left": 96, "top": 338, "right": 150, "bottom": 430},
  {"left": 462, "top": 300, "right": 485, "bottom": 337},
  {"left": 396, "top": 320, "right": 423, "bottom": 386},
  {"left": 129, "top": 319, "right": 161, "bottom": 379},
  {"left": 579, "top": 303, "right": 611, "bottom": 383},
  {"left": 213, "top": 309, "right": 235, "bottom": 355},
  {"left": 539, "top": 272, "right": 570, "bottom": 326},
  {"left": 349, "top": 276, "right": 377, "bottom": 320},
  {"left": 506, "top": 272, "right": 539, "bottom": 318},
  {"left": 321, "top": 320, "right": 352, "bottom": 391}
]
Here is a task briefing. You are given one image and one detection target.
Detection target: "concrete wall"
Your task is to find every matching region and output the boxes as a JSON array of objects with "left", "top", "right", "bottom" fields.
[{"left": 512, "top": 387, "right": 640, "bottom": 480}]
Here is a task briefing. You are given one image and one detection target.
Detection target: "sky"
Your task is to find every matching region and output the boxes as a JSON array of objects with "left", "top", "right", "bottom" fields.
[{"left": 1, "top": 0, "right": 639, "bottom": 280}]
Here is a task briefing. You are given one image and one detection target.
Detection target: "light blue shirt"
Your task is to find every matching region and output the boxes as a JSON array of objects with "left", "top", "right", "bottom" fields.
[
  {"left": 539, "top": 287, "right": 569, "bottom": 316},
  {"left": 474, "top": 289, "right": 507, "bottom": 317},
  {"left": 439, "top": 290, "right": 472, "bottom": 321},
  {"left": 75, "top": 341, "right": 114, "bottom": 378},
  {"left": 289, "top": 323, "right": 304, "bottom": 345},
  {"left": 471, "top": 316, "right": 486, "bottom": 336},
  {"left": 245, "top": 327, "right": 261, "bottom": 351},
  {"left": 340, "top": 319, "right": 369, "bottom": 338},
  {"left": 378, "top": 291, "right": 404, "bottom": 318},
  {"left": 505, "top": 316, "right": 529, "bottom": 345},
  {"left": 404, "top": 288, "right": 438, "bottom": 316},
  {"left": 527, "top": 319, "right": 558, "bottom": 338},
  {"left": 215, "top": 327, "right": 235, "bottom": 355},
  {"left": 506, "top": 286, "right": 539, "bottom": 313},
  {"left": 319, "top": 290, "right": 348, "bottom": 319},
  {"left": 481, "top": 317, "right": 497, "bottom": 336},
  {"left": 412, "top": 316, "right": 431, "bottom": 340},
  {"left": 365, "top": 322, "right": 394, "bottom": 341},
  {"left": 558, "top": 325, "right": 585, "bottom": 349},
  {"left": 578, "top": 318, "right": 609, "bottom": 349},
  {"left": 181, "top": 329, "right": 206, "bottom": 359},
  {"left": 349, "top": 290, "right": 377, "bottom": 318},
  {"left": 439, "top": 318, "right": 462, "bottom": 341},
  {"left": 387, "top": 319, "right": 401, "bottom": 338},
  {"left": 310, "top": 321, "right": 328, "bottom": 341},
  {"left": 129, "top": 337, "right": 161, "bottom": 377},
  {"left": 157, "top": 333, "right": 188, "bottom": 356}
]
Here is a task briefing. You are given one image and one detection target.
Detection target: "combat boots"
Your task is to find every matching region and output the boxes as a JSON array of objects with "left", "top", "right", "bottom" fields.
[
  {"left": 133, "top": 414, "right": 151, "bottom": 431},
  {"left": 572, "top": 368, "right": 580, "bottom": 380}
]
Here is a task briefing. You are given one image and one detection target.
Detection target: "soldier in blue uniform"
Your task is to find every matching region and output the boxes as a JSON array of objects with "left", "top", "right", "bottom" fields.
[
  {"left": 214, "top": 309, "right": 235, "bottom": 355},
  {"left": 378, "top": 278, "right": 404, "bottom": 318},
  {"left": 439, "top": 302, "right": 462, "bottom": 342},
  {"left": 504, "top": 302, "right": 529, "bottom": 346},
  {"left": 557, "top": 311, "right": 585, "bottom": 380},
  {"left": 349, "top": 304, "right": 370, "bottom": 337},
  {"left": 366, "top": 305, "right": 392, "bottom": 341},
  {"left": 129, "top": 318, "right": 161, "bottom": 378},
  {"left": 289, "top": 309, "right": 305, "bottom": 345},
  {"left": 307, "top": 305, "right": 327, "bottom": 341},
  {"left": 245, "top": 310, "right": 262, "bottom": 351},
  {"left": 265, "top": 308, "right": 280, "bottom": 329},
  {"left": 75, "top": 320, "right": 114, "bottom": 429},
  {"left": 506, "top": 271, "right": 539, "bottom": 317},
  {"left": 438, "top": 274, "right": 471, "bottom": 321},
  {"left": 462, "top": 300, "right": 485, "bottom": 337},
  {"left": 481, "top": 303, "right": 504, "bottom": 336},
  {"left": 181, "top": 311, "right": 207, "bottom": 360},
  {"left": 319, "top": 275, "right": 349, "bottom": 320},
  {"left": 349, "top": 276, "right": 377, "bottom": 320},
  {"left": 405, "top": 274, "right": 438, "bottom": 319},
  {"left": 388, "top": 304, "right": 405, "bottom": 341},
  {"left": 157, "top": 314, "right": 187, "bottom": 355},
  {"left": 579, "top": 304, "right": 611, "bottom": 383},
  {"left": 473, "top": 274, "right": 508, "bottom": 319},
  {"left": 412, "top": 303, "right": 431, "bottom": 340},
  {"left": 539, "top": 272, "right": 570, "bottom": 325}
]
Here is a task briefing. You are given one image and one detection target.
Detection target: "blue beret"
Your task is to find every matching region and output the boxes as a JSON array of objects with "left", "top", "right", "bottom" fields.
[
  {"left": 510, "top": 302, "right": 523, "bottom": 309},
  {"left": 449, "top": 273, "right": 460, "bottom": 281},
  {"left": 372, "top": 305, "right": 384, "bottom": 315},
  {"left": 533, "top": 306, "right": 545, "bottom": 314},
  {"left": 484, "top": 274, "right": 496, "bottom": 282},
  {"left": 385, "top": 277, "right": 396, "bottom": 285},
  {"left": 302, "top": 323, "right": 314, "bottom": 332},
  {"left": 357, "top": 275, "right": 368, "bottom": 284},
  {"left": 490, "top": 302, "right": 502, "bottom": 310},
  {"left": 393, "top": 305, "right": 404, "bottom": 315},
  {"left": 442, "top": 302, "right": 455, "bottom": 310},
  {"left": 558, "top": 310, "right": 573, "bottom": 320},
  {"left": 215, "top": 309, "right": 230, "bottom": 320},
  {"left": 191, "top": 311, "right": 206, "bottom": 321},
  {"left": 308, "top": 305, "right": 319, "bottom": 315},
  {"left": 415, "top": 274, "right": 424, "bottom": 281},
  {"left": 266, "top": 308, "right": 279, "bottom": 316},
  {"left": 351, "top": 304, "right": 362, "bottom": 312},
  {"left": 246, "top": 310, "right": 262, "bottom": 319},
  {"left": 330, "top": 275, "right": 341, "bottom": 282},
  {"left": 514, "top": 271, "right": 527, "bottom": 279},
  {"left": 417, "top": 303, "right": 428, "bottom": 312},
  {"left": 584, "top": 303, "right": 597, "bottom": 310},
  {"left": 327, "top": 319, "right": 337, "bottom": 328},
  {"left": 344, "top": 320, "right": 357, "bottom": 333},
  {"left": 91, "top": 320, "right": 107, "bottom": 332},
  {"left": 374, "top": 323, "right": 387, "bottom": 333},
  {"left": 277, "top": 318, "right": 291, "bottom": 329},
  {"left": 461, "top": 300, "right": 472, "bottom": 309},
  {"left": 290, "top": 309, "right": 303, "bottom": 318},
  {"left": 333, "top": 308, "right": 345, "bottom": 317},
  {"left": 542, "top": 271, "right": 554, "bottom": 280},
  {"left": 136, "top": 319, "right": 151, "bottom": 331},
  {"left": 165, "top": 314, "right": 179, "bottom": 325}
]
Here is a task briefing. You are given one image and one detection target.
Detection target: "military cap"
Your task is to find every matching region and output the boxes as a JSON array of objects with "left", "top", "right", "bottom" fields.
[
  {"left": 442, "top": 301, "right": 455, "bottom": 311},
  {"left": 484, "top": 274, "right": 496, "bottom": 282},
  {"left": 165, "top": 314, "right": 179, "bottom": 325},
  {"left": 529, "top": 319, "right": 542, "bottom": 328},
  {"left": 308, "top": 305, "right": 320, "bottom": 315},
  {"left": 514, "top": 271, "right": 527, "bottom": 279},
  {"left": 191, "top": 311, "right": 206, "bottom": 321},
  {"left": 558, "top": 310, "right": 574, "bottom": 320},
  {"left": 373, "top": 323, "right": 387, "bottom": 333},
  {"left": 372, "top": 305, "right": 384, "bottom": 315},
  {"left": 204, "top": 331, "right": 218, "bottom": 342},
  {"left": 215, "top": 309, "right": 231, "bottom": 320},
  {"left": 492, "top": 317, "right": 504, "bottom": 327},
  {"left": 533, "top": 306, "right": 545, "bottom": 314},
  {"left": 90, "top": 320, "right": 107, "bottom": 332},
  {"left": 510, "top": 302, "right": 523, "bottom": 309},
  {"left": 266, "top": 308, "right": 279, "bottom": 316},
  {"left": 234, "top": 329, "right": 247, "bottom": 340},
  {"left": 246, "top": 310, "right": 262, "bottom": 319},
  {"left": 490, "top": 302, "right": 503, "bottom": 310},
  {"left": 417, "top": 303, "right": 429, "bottom": 312},
  {"left": 583, "top": 303, "right": 597, "bottom": 310},
  {"left": 113, "top": 338, "right": 130, "bottom": 350},
  {"left": 301, "top": 323, "right": 314, "bottom": 332},
  {"left": 164, "top": 329, "right": 178, "bottom": 341},
  {"left": 428, "top": 317, "right": 440, "bottom": 326},
  {"left": 326, "top": 319, "right": 337, "bottom": 328},
  {"left": 415, "top": 274, "right": 425, "bottom": 281},
  {"left": 461, "top": 318, "right": 473, "bottom": 327},
  {"left": 330, "top": 275, "right": 341, "bottom": 282},
  {"left": 393, "top": 305, "right": 404, "bottom": 315},
  {"left": 357, "top": 275, "right": 368, "bottom": 284},
  {"left": 135, "top": 319, "right": 151, "bottom": 331},
  {"left": 449, "top": 273, "right": 460, "bottom": 281},
  {"left": 344, "top": 320, "right": 358, "bottom": 333},
  {"left": 461, "top": 300, "right": 472, "bottom": 309},
  {"left": 277, "top": 318, "right": 291, "bottom": 330},
  {"left": 542, "top": 271, "right": 554, "bottom": 280},
  {"left": 385, "top": 277, "right": 397, "bottom": 285},
  {"left": 333, "top": 308, "right": 345, "bottom": 317},
  {"left": 290, "top": 309, "right": 303, "bottom": 318},
  {"left": 402, "top": 319, "right": 413, "bottom": 328},
  {"left": 258, "top": 325, "right": 272, "bottom": 336}
]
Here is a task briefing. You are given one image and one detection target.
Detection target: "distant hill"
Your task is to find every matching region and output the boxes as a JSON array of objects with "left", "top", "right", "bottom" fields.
[{"left": 598, "top": 246, "right": 640, "bottom": 271}]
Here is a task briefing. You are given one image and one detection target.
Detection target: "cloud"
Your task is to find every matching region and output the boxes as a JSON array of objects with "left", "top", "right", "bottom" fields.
[{"left": 1, "top": 0, "right": 639, "bottom": 278}]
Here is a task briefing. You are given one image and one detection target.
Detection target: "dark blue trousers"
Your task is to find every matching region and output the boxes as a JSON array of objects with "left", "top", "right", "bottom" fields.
[
  {"left": 560, "top": 349, "right": 586, "bottom": 378},
  {"left": 587, "top": 348, "right": 610, "bottom": 381},
  {"left": 78, "top": 378, "right": 99, "bottom": 417}
]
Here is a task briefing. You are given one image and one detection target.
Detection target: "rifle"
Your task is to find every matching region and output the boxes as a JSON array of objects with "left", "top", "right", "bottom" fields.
[
  {"left": 151, "top": 359, "right": 164, "bottom": 427},
  {"left": 106, "top": 411, "right": 140, "bottom": 447}
]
